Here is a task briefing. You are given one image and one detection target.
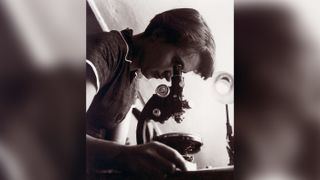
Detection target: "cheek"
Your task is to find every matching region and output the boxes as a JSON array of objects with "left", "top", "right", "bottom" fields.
[
  {"left": 156, "top": 50, "right": 175, "bottom": 68},
  {"left": 141, "top": 43, "right": 175, "bottom": 72},
  {"left": 145, "top": 54, "right": 171, "bottom": 70}
]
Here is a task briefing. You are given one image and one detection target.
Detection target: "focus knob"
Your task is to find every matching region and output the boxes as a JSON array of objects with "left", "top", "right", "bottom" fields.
[{"left": 155, "top": 84, "right": 170, "bottom": 97}]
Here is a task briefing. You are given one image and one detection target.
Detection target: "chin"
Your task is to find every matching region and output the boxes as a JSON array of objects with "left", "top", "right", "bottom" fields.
[{"left": 142, "top": 72, "right": 151, "bottom": 79}]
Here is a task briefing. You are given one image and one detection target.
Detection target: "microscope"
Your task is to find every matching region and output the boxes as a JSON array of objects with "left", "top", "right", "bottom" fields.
[
  {"left": 133, "top": 65, "right": 234, "bottom": 175},
  {"left": 133, "top": 64, "right": 203, "bottom": 168},
  {"left": 93, "top": 65, "right": 234, "bottom": 179}
]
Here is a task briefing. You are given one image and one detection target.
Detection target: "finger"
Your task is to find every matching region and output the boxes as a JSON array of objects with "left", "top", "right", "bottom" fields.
[
  {"left": 151, "top": 142, "right": 188, "bottom": 171},
  {"left": 146, "top": 151, "right": 176, "bottom": 174}
]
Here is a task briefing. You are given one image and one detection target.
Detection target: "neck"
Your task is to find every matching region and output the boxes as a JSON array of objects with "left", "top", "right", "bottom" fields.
[{"left": 130, "top": 33, "right": 145, "bottom": 71}]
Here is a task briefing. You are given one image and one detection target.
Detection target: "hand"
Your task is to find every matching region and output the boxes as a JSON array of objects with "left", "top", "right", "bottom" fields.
[{"left": 115, "top": 141, "right": 188, "bottom": 179}]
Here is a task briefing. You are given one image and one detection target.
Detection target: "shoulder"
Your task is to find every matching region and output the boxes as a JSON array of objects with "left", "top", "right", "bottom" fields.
[
  {"left": 86, "top": 30, "right": 129, "bottom": 91},
  {"left": 87, "top": 31, "right": 127, "bottom": 59}
]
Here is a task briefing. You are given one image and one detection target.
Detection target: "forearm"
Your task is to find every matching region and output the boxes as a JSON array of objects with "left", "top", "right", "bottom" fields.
[
  {"left": 86, "top": 135, "right": 189, "bottom": 177},
  {"left": 86, "top": 134, "right": 127, "bottom": 170}
]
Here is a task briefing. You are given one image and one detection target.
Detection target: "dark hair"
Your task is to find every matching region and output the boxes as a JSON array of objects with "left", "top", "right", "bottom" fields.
[{"left": 144, "top": 8, "right": 215, "bottom": 79}]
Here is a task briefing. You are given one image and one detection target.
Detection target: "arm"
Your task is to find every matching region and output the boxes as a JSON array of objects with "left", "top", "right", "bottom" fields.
[
  {"left": 86, "top": 71, "right": 187, "bottom": 177},
  {"left": 86, "top": 32, "right": 188, "bottom": 177}
]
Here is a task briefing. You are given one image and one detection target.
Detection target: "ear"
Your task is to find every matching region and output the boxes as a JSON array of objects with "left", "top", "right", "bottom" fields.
[{"left": 151, "top": 29, "right": 166, "bottom": 42}]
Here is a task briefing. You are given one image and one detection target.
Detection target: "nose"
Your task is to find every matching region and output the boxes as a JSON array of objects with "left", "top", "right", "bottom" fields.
[{"left": 162, "top": 70, "right": 172, "bottom": 82}]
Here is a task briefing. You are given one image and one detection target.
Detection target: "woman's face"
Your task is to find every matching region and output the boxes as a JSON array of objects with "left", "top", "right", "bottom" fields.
[{"left": 139, "top": 39, "right": 201, "bottom": 81}]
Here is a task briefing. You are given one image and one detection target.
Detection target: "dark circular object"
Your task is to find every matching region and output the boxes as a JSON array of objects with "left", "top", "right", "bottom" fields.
[
  {"left": 153, "top": 133, "right": 203, "bottom": 154},
  {"left": 155, "top": 84, "right": 170, "bottom": 97}
]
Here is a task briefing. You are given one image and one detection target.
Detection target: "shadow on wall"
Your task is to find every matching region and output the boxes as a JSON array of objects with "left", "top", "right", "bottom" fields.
[{"left": 91, "top": 0, "right": 140, "bottom": 32}]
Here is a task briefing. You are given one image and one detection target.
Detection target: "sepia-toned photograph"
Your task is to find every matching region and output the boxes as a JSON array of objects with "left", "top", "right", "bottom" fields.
[
  {"left": 86, "top": 0, "right": 233, "bottom": 179},
  {"left": 0, "top": 0, "right": 319, "bottom": 180}
]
